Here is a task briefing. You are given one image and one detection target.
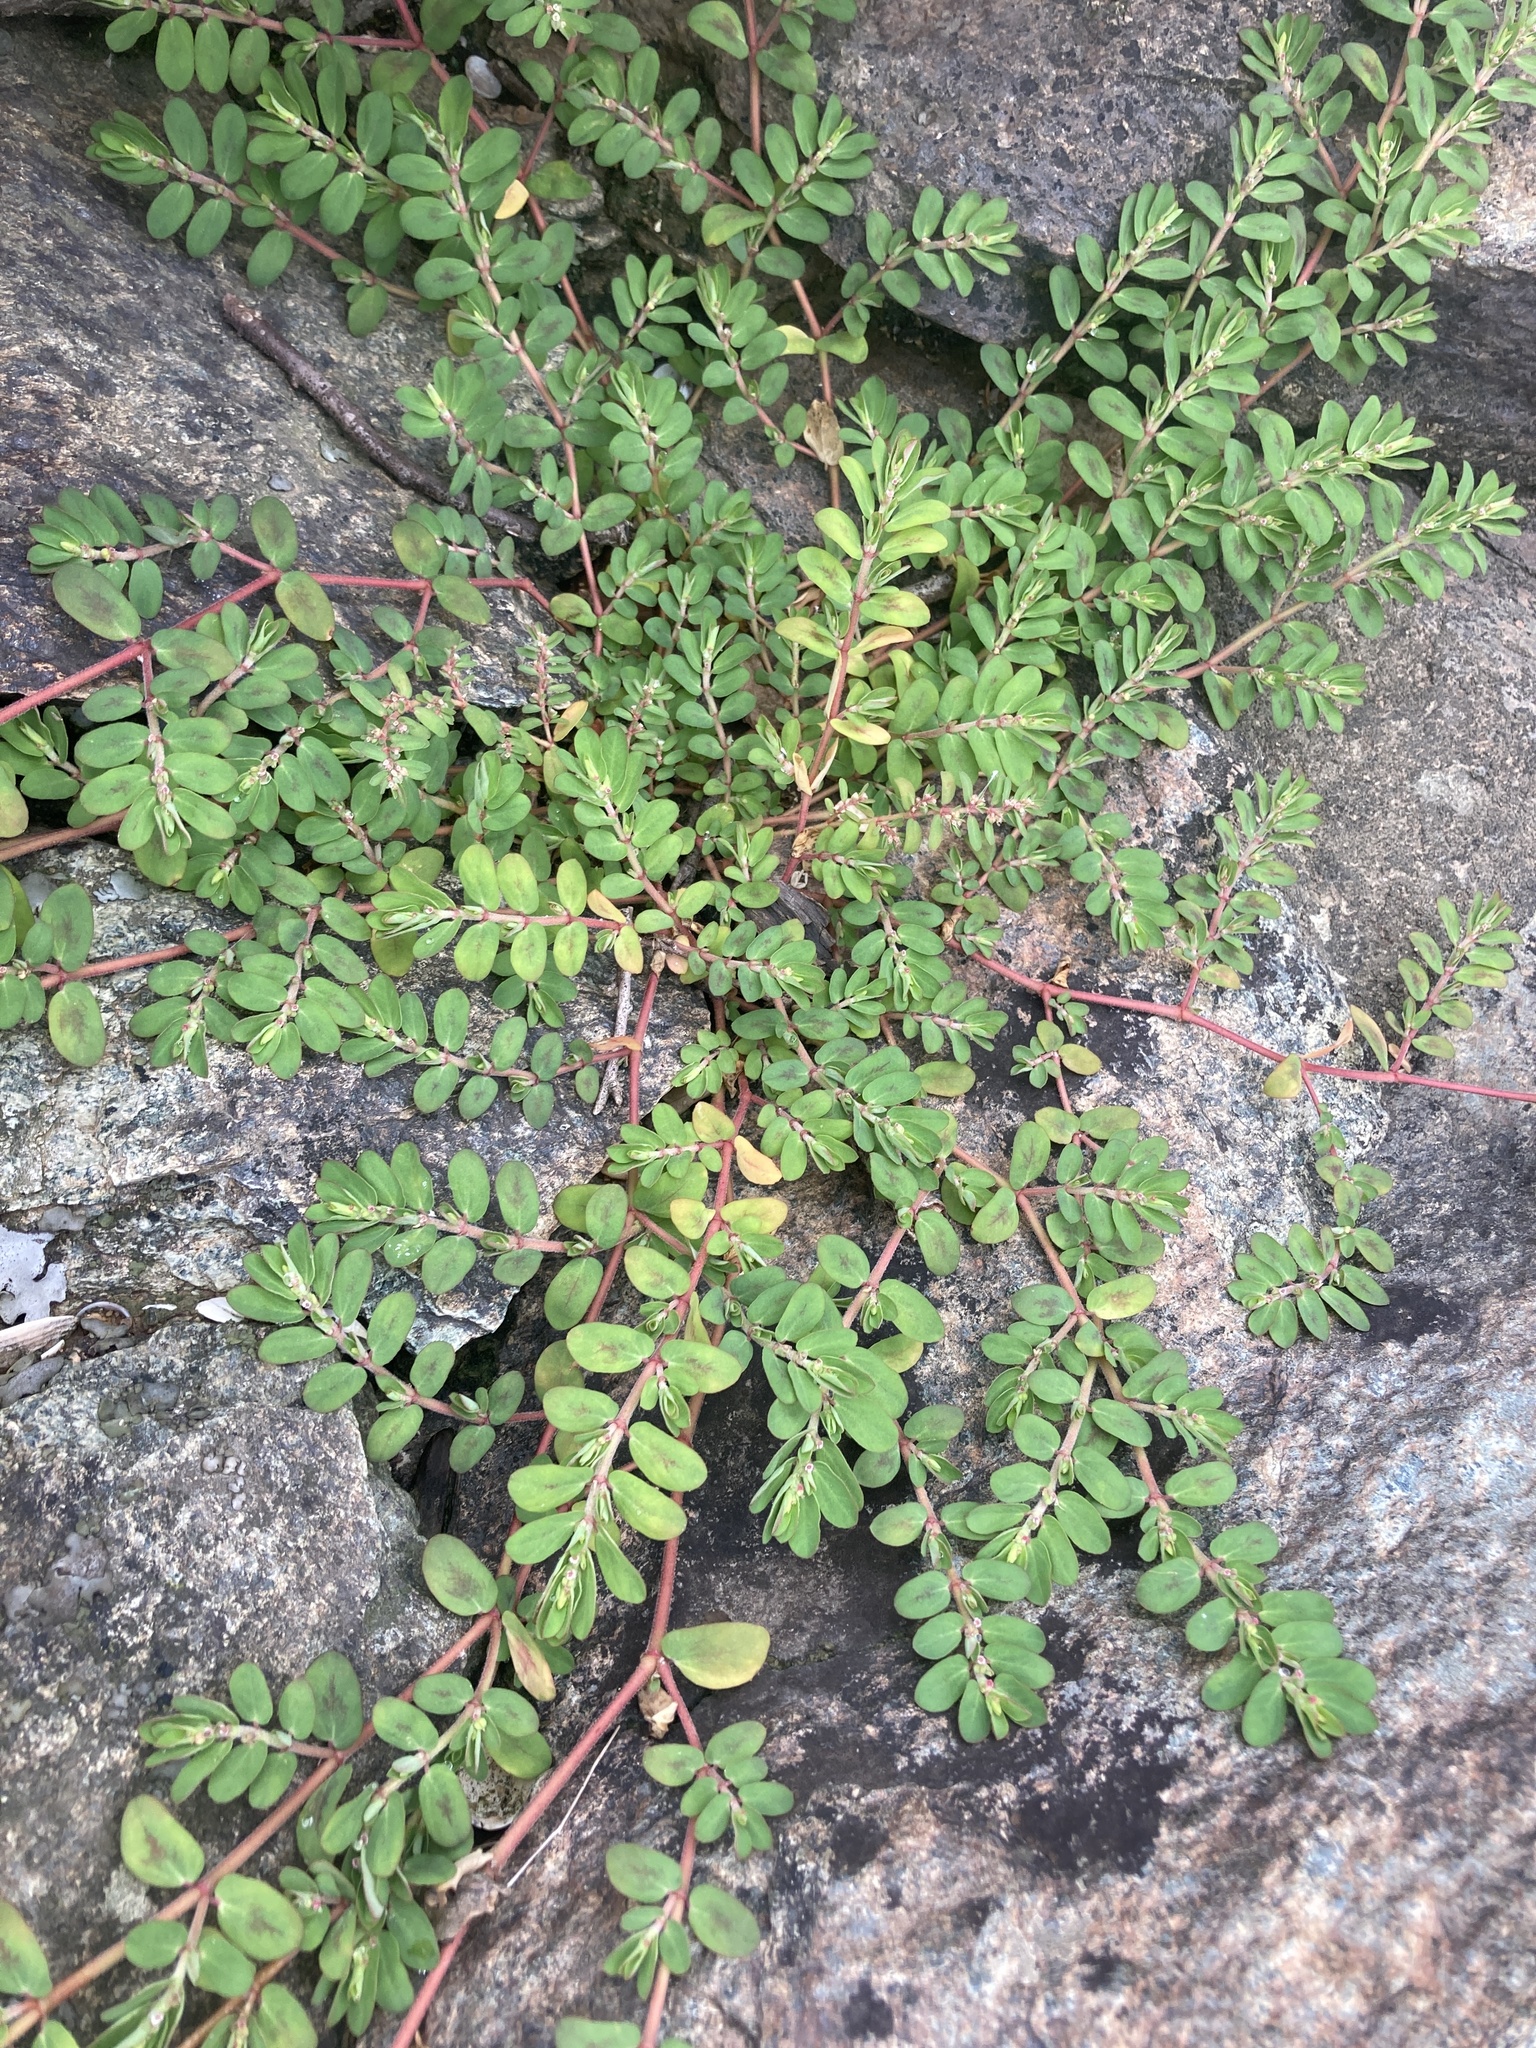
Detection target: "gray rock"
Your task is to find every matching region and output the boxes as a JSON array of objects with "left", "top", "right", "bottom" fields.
[{"left": 0, "top": 1317, "right": 457, "bottom": 1982}]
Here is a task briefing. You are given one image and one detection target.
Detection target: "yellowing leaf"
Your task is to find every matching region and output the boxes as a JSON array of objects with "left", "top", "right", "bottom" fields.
[
  {"left": 691, "top": 1101, "right": 735, "bottom": 1142},
  {"left": 1348, "top": 1005, "right": 1391, "bottom": 1070},
  {"left": 660, "top": 1621, "right": 770, "bottom": 1689},
  {"left": 733, "top": 1134, "right": 782, "bottom": 1185},
  {"left": 721, "top": 1196, "right": 788, "bottom": 1233},
  {"left": 670, "top": 1197, "right": 713, "bottom": 1239},
  {"left": 614, "top": 925, "right": 644, "bottom": 975},
  {"left": 803, "top": 398, "right": 844, "bottom": 465},
  {"left": 502, "top": 1612, "right": 557, "bottom": 1701},
  {"left": 775, "top": 615, "right": 842, "bottom": 658},
  {"left": 852, "top": 625, "right": 914, "bottom": 660},
  {"left": 831, "top": 716, "right": 891, "bottom": 746},
  {"left": 494, "top": 177, "right": 529, "bottom": 219},
  {"left": 1263, "top": 1053, "right": 1303, "bottom": 1099},
  {"left": 776, "top": 323, "right": 816, "bottom": 355}
]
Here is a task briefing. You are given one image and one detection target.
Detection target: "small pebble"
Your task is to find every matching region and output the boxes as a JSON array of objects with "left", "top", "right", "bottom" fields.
[
  {"left": 465, "top": 55, "right": 502, "bottom": 100},
  {"left": 97, "top": 871, "right": 149, "bottom": 902},
  {"left": 268, "top": 474, "right": 293, "bottom": 492}
]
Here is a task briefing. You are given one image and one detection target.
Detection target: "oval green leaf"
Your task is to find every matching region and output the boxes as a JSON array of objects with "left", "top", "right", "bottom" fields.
[
  {"left": 120, "top": 1795, "right": 205, "bottom": 1888},
  {"left": 627, "top": 1420, "right": 707, "bottom": 1492},
  {"left": 0, "top": 1900, "right": 52, "bottom": 1999},
  {"left": 660, "top": 1621, "right": 770, "bottom": 1690},
  {"left": 1084, "top": 1273, "right": 1157, "bottom": 1320},
  {"left": 1135, "top": 1555, "right": 1202, "bottom": 1614},
  {"left": 565, "top": 1321, "right": 650, "bottom": 1375},
  {"left": 688, "top": 1882, "right": 760, "bottom": 1957},
  {"left": 250, "top": 495, "right": 298, "bottom": 569},
  {"left": 421, "top": 1532, "right": 499, "bottom": 1615},
  {"left": 214, "top": 1875, "right": 303, "bottom": 1961},
  {"left": 274, "top": 570, "right": 335, "bottom": 641},
  {"left": 47, "top": 983, "right": 106, "bottom": 1068},
  {"left": 52, "top": 560, "right": 143, "bottom": 641},
  {"left": 605, "top": 1842, "right": 681, "bottom": 1902}
]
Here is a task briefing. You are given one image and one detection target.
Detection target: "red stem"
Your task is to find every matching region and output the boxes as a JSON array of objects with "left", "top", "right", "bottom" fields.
[
  {"left": 0, "top": 816, "right": 126, "bottom": 861},
  {"left": 34, "top": 927, "right": 253, "bottom": 992},
  {"left": 627, "top": 965, "right": 662, "bottom": 1124},
  {"left": 1, "top": 573, "right": 281, "bottom": 725},
  {"left": 384, "top": 1658, "right": 658, "bottom": 2048},
  {"left": 963, "top": 947, "right": 1536, "bottom": 1106}
]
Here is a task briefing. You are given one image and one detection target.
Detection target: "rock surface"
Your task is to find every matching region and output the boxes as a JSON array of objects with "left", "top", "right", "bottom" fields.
[
  {"left": 1, "top": 9, "right": 1535, "bottom": 2048},
  {"left": 0, "top": 1318, "right": 457, "bottom": 1980}
]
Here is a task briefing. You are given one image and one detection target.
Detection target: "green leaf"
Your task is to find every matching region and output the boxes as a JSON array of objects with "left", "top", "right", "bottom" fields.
[
  {"left": 869, "top": 1501, "right": 926, "bottom": 1545},
  {"left": 124, "top": 1919, "right": 186, "bottom": 1970},
  {"left": 52, "top": 560, "right": 143, "bottom": 641},
  {"left": 566, "top": 1322, "right": 650, "bottom": 1375},
  {"left": 601, "top": 1469, "right": 679, "bottom": 1541},
  {"left": 624, "top": 1242, "right": 692, "bottom": 1298},
  {"left": 1342, "top": 40, "right": 1390, "bottom": 100},
  {"left": 876, "top": 1279, "right": 942, "bottom": 1342},
  {"left": 0, "top": 1901, "right": 51, "bottom": 1999},
  {"left": 372, "top": 1697, "right": 438, "bottom": 1751},
  {"left": 392, "top": 519, "right": 444, "bottom": 576},
  {"left": 419, "top": 1762, "right": 472, "bottom": 1845},
  {"left": 421, "top": 1235, "right": 477, "bottom": 1294},
  {"left": 274, "top": 571, "right": 335, "bottom": 641},
  {"left": 643, "top": 1743, "right": 705, "bottom": 1785},
  {"left": 47, "top": 983, "right": 105, "bottom": 1068},
  {"left": 433, "top": 576, "right": 491, "bottom": 625},
  {"left": 660, "top": 1622, "right": 770, "bottom": 1689},
  {"left": 214, "top": 1876, "right": 303, "bottom": 1961},
  {"left": 228, "top": 1662, "right": 273, "bottom": 1726},
  {"left": 1084, "top": 1273, "right": 1156, "bottom": 1320},
  {"left": 1165, "top": 1461, "right": 1237, "bottom": 1506},
  {"left": 1241, "top": 1670, "right": 1289, "bottom": 1746},
  {"left": 606, "top": 1842, "right": 682, "bottom": 1902},
  {"left": 528, "top": 163, "right": 598, "bottom": 209},
  {"left": 120, "top": 1796, "right": 205, "bottom": 1888},
  {"left": 688, "top": 1, "right": 748, "bottom": 59},
  {"left": 688, "top": 1883, "right": 760, "bottom": 1956},
  {"left": 1067, "top": 441, "right": 1115, "bottom": 497},
  {"left": 544, "top": 1255, "right": 603, "bottom": 1329},
  {"left": 305, "top": 1651, "right": 363, "bottom": 1746},
  {"left": 252, "top": 1982, "right": 317, "bottom": 2048},
  {"left": 1135, "top": 1556, "right": 1202, "bottom": 1613},
  {"left": 555, "top": 2023, "right": 641, "bottom": 2048},
  {"left": 250, "top": 496, "right": 299, "bottom": 570},
  {"left": 970, "top": 1185, "right": 1019, "bottom": 1243},
  {"left": 628, "top": 1420, "right": 707, "bottom": 1491},
  {"left": 366, "top": 1289, "right": 417, "bottom": 1365},
  {"left": 421, "top": 1533, "right": 499, "bottom": 1615}
]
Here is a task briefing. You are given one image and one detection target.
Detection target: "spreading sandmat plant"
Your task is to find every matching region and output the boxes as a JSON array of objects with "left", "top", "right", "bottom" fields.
[{"left": 3, "top": 0, "right": 1536, "bottom": 2041}]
